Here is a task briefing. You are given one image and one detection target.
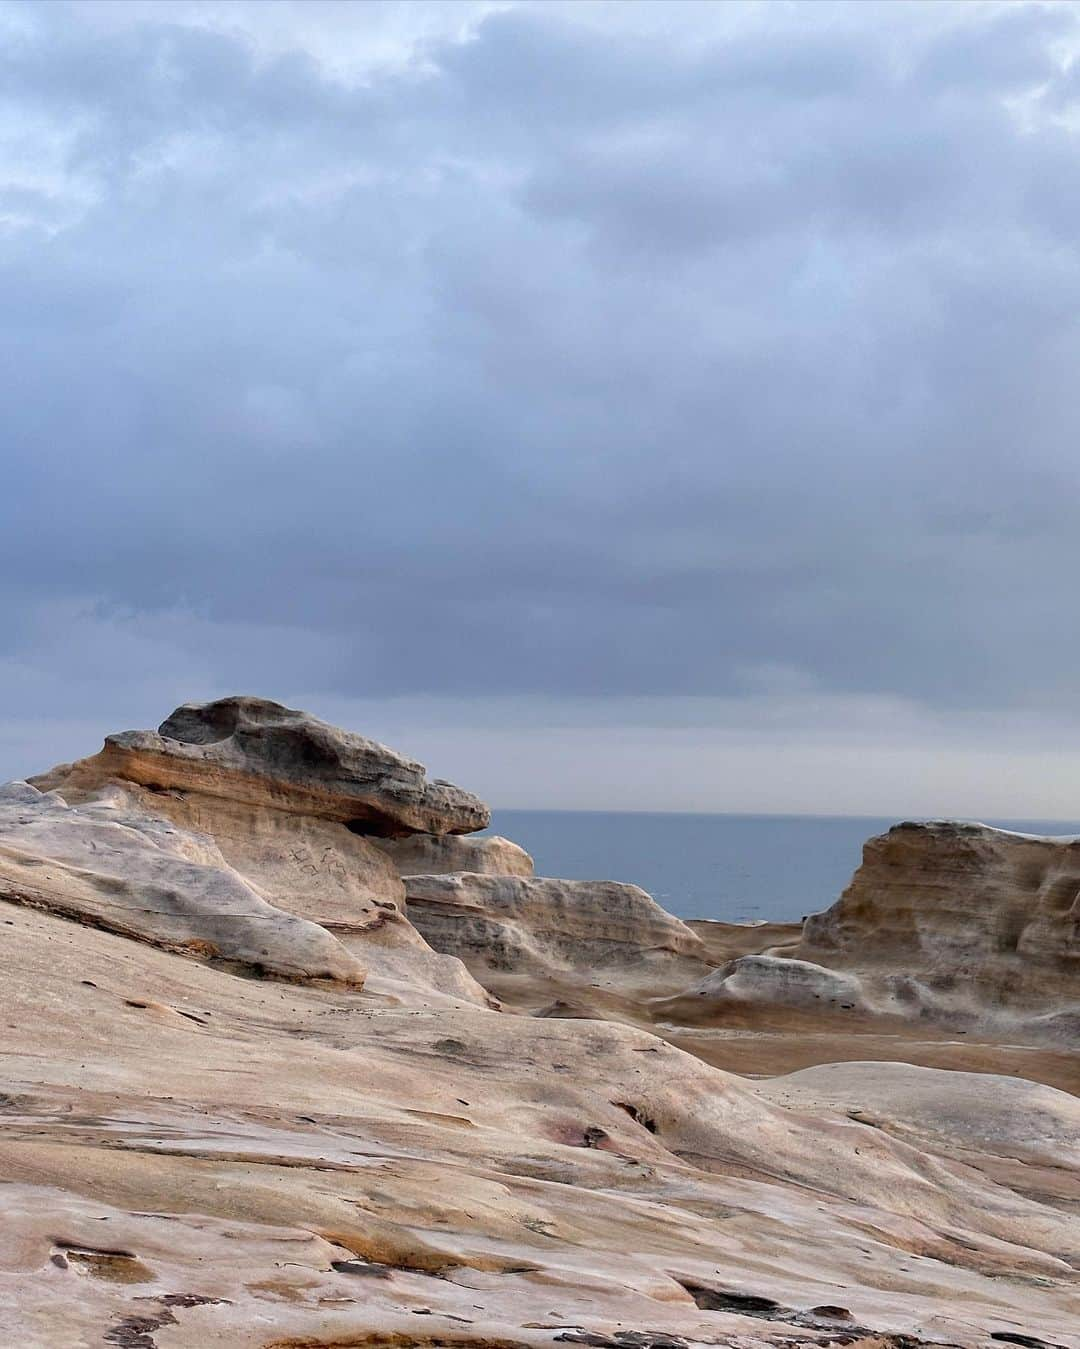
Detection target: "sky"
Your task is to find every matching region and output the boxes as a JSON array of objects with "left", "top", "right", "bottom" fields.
[{"left": 3, "top": 0, "right": 1080, "bottom": 817}]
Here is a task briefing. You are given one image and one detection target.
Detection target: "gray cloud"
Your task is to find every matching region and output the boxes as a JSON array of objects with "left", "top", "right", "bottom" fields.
[{"left": 2, "top": 0, "right": 1080, "bottom": 805}]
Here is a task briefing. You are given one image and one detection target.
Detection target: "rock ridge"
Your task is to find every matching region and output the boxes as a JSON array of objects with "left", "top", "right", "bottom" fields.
[{"left": 76, "top": 695, "right": 490, "bottom": 837}]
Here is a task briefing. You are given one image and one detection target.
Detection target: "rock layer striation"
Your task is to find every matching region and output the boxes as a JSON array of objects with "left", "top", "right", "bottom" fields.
[{"left": 1, "top": 700, "right": 1078, "bottom": 1349}]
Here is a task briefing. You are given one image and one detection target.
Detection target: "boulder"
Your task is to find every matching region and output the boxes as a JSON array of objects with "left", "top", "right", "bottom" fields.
[{"left": 673, "top": 954, "right": 868, "bottom": 1011}]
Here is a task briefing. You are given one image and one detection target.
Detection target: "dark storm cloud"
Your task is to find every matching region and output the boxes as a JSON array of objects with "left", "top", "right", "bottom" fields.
[{"left": 3, "top": 0, "right": 1080, "bottom": 767}]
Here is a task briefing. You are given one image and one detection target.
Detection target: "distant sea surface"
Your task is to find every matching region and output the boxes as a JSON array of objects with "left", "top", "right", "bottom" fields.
[{"left": 485, "top": 810, "right": 1080, "bottom": 923}]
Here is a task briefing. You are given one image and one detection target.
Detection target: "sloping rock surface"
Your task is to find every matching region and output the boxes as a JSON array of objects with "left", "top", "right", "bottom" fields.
[
  {"left": 3, "top": 899, "right": 1080, "bottom": 1349},
  {"left": 2, "top": 699, "right": 1079, "bottom": 1348},
  {"left": 0, "top": 781, "right": 364, "bottom": 984},
  {"left": 754, "top": 1060, "right": 1080, "bottom": 1171}
]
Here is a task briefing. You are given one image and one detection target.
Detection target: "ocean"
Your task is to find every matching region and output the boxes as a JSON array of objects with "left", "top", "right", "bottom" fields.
[{"left": 485, "top": 810, "right": 1080, "bottom": 923}]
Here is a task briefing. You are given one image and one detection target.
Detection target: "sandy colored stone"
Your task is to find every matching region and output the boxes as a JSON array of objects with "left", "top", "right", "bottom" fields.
[
  {"left": 36, "top": 695, "right": 490, "bottom": 837},
  {"left": 404, "top": 871, "right": 710, "bottom": 996},
  {"left": 667, "top": 954, "right": 868, "bottom": 1011},
  {"left": 1, "top": 897, "right": 1078, "bottom": 1348},
  {"left": 802, "top": 819, "right": 1080, "bottom": 983},
  {"left": 0, "top": 781, "right": 364, "bottom": 985},
  {"left": 2, "top": 700, "right": 1079, "bottom": 1349},
  {"left": 375, "top": 831, "right": 535, "bottom": 877}
]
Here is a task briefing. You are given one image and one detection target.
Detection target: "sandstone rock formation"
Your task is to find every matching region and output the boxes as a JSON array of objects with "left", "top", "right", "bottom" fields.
[
  {"left": 28, "top": 698, "right": 494, "bottom": 1007},
  {"left": 659, "top": 823, "right": 1080, "bottom": 1085},
  {"left": 375, "top": 830, "right": 534, "bottom": 876},
  {"left": 38, "top": 695, "right": 490, "bottom": 836},
  {"left": 0, "top": 780, "right": 365, "bottom": 984},
  {"left": 664, "top": 953, "right": 868, "bottom": 1012},
  {"left": 404, "top": 871, "right": 710, "bottom": 999},
  {"left": 1, "top": 700, "right": 1078, "bottom": 1349},
  {"left": 796, "top": 820, "right": 1080, "bottom": 1032},
  {"left": 802, "top": 819, "right": 1080, "bottom": 971}
]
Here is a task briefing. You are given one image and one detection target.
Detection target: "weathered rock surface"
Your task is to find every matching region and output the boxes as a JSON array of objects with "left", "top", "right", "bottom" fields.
[
  {"left": 754, "top": 1060, "right": 1080, "bottom": 1172},
  {"left": 3, "top": 897, "right": 1080, "bottom": 1349},
  {"left": 2, "top": 700, "right": 1079, "bottom": 1349},
  {"left": 0, "top": 781, "right": 365, "bottom": 984},
  {"left": 662, "top": 824, "right": 1080, "bottom": 1051},
  {"left": 404, "top": 871, "right": 710, "bottom": 996},
  {"left": 27, "top": 699, "right": 494, "bottom": 1006},
  {"left": 686, "top": 918, "right": 803, "bottom": 962},
  {"left": 802, "top": 820, "right": 1080, "bottom": 979},
  {"left": 788, "top": 821, "right": 1080, "bottom": 1037},
  {"left": 376, "top": 830, "right": 534, "bottom": 876},
  {"left": 664, "top": 954, "right": 868, "bottom": 1012},
  {"left": 37, "top": 695, "right": 490, "bottom": 837}
]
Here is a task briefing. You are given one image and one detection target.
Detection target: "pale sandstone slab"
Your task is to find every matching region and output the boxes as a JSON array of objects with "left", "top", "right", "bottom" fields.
[
  {"left": 753, "top": 1060, "right": 1080, "bottom": 1171},
  {"left": 404, "top": 871, "right": 710, "bottom": 996},
  {"left": 0, "top": 781, "right": 364, "bottom": 985},
  {"left": 375, "top": 830, "right": 535, "bottom": 877},
  {"left": 1, "top": 897, "right": 1078, "bottom": 1348}
]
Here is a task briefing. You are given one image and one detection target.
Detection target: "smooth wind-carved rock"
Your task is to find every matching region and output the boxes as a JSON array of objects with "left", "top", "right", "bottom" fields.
[
  {"left": 404, "top": 871, "right": 710, "bottom": 997},
  {"left": 47, "top": 695, "right": 490, "bottom": 837},
  {"left": 0, "top": 781, "right": 365, "bottom": 984},
  {"left": 800, "top": 821, "right": 1080, "bottom": 1016},
  {"left": 4, "top": 698, "right": 1080, "bottom": 1348},
  {"left": 375, "top": 830, "right": 534, "bottom": 877}
]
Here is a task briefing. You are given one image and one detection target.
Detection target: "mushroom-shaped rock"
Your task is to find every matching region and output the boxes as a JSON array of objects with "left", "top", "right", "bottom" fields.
[{"left": 83, "top": 696, "right": 489, "bottom": 837}]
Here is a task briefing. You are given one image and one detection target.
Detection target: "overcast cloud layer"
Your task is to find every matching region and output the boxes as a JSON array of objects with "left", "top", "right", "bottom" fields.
[{"left": 4, "top": 0, "right": 1080, "bottom": 815}]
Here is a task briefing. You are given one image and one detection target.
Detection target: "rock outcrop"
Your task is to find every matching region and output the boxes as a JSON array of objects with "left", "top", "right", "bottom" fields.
[
  {"left": 38, "top": 695, "right": 490, "bottom": 837},
  {"left": 404, "top": 871, "right": 710, "bottom": 996},
  {"left": 375, "top": 830, "right": 534, "bottom": 876},
  {"left": 662, "top": 823, "right": 1080, "bottom": 1044},
  {"left": 0, "top": 781, "right": 365, "bottom": 984},
  {"left": 2, "top": 699, "right": 1079, "bottom": 1349},
  {"left": 798, "top": 820, "right": 1080, "bottom": 1021}
]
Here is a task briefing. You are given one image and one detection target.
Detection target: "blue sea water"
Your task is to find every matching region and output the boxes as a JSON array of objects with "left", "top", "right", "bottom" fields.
[{"left": 485, "top": 810, "right": 1080, "bottom": 923}]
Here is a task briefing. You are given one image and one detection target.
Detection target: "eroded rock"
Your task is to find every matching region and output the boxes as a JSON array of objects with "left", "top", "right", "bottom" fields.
[
  {"left": 403, "top": 872, "right": 709, "bottom": 994},
  {"left": 375, "top": 832, "right": 534, "bottom": 877},
  {"left": 0, "top": 782, "right": 364, "bottom": 985},
  {"left": 796, "top": 821, "right": 1080, "bottom": 1033},
  {"left": 4, "top": 699, "right": 1080, "bottom": 1349},
  {"left": 37, "top": 696, "right": 490, "bottom": 837},
  {"left": 668, "top": 954, "right": 868, "bottom": 1011}
]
